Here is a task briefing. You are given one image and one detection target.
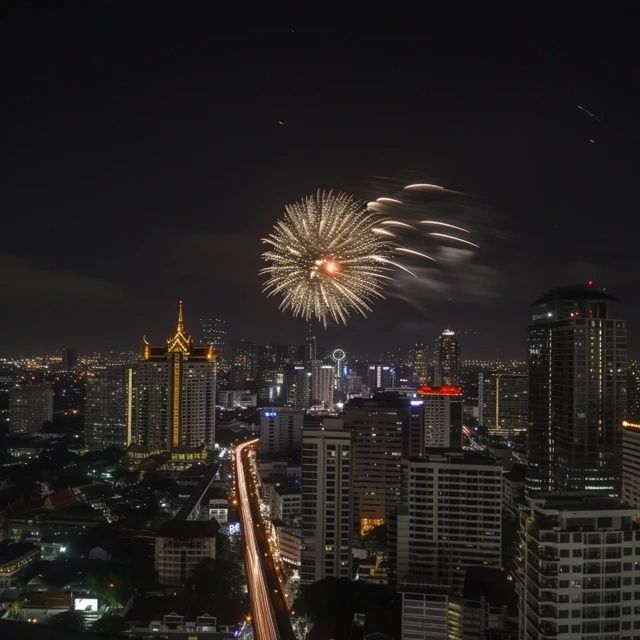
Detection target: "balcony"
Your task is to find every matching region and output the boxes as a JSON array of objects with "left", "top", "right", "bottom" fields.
[
  {"left": 539, "top": 563, "right": 558, "bottom": 577},
  {"left": 539, "top": 605, "right": 556, "bottom": 618}
]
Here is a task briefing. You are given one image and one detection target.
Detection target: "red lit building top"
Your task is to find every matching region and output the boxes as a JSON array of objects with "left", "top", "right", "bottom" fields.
[{"left": 417, "top": 384, "right": 463, "bottom": 396}]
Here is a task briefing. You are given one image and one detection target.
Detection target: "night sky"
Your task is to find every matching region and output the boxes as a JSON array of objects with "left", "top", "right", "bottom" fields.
[{"left": 3, "top": 6, "right": 640, "bottom": 357}]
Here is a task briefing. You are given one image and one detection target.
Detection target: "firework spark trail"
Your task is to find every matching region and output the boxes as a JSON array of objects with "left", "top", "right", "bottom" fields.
[
  {"left": 261, "top": 183, "right": 480, "bottom": 326},
  {"left": 578, "top": 104, "right": 601, "bottom": 122}
]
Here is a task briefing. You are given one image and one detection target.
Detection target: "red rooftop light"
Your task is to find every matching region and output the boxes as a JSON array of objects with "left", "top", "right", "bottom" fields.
[{"left": 417, "top": 384, "right": 463, "bottom": 396}]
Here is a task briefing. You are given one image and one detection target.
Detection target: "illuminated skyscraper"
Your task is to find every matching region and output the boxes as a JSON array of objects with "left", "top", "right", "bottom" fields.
[
  {"left": 9, "top": 382, "right": 53, "bottom": 433},
  {"left": 200, "top": 317, "right": 226, "bottom": 351},
  {"left": 344, "top": 395, "right": 404, "bottom": 535},
  {"left": 626, "top": 360, "right": 640, "bottom": 422},
  {"left": 478, "top": 372, "right": 528, "bottom": 438},
  {"left": 301, "top": 419, "right": 352, "bottom": 584},
  {"left": 228, "top": 339, "right": 257, "bottom": 387},
  {"left": 85, "top": 365, "right": 130, "bottom": 450},
  {"left": 311, "top": 362, "right": 334, "bottom": 408},
  {"left": 368, "top": 362, "right": 395, "bottom": 391},
  {"left": 526, "top": 284, "right": 627, "bottom": 495},
  {"left": 129, "top": 302, "right": 216, "bottom": 452},
  {"left": 410, "top": 342, "right": 429, "bottom": 385},
  {"left": 433, "top": 330, "right": 460, "bottom": 386},
  {"left": 288, "top": 365, "right": 311, "bottom": 408},
  {"left": 305, "top": 335, "right": 317, "bottom": 363},
  {"left": 418, "top": 384, "right": 463, "bottom": 449}
]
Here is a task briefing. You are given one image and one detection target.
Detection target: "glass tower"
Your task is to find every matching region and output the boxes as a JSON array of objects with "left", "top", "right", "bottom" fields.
[{"left": 526, "top": 284, "right": 627, "bottom": 495}]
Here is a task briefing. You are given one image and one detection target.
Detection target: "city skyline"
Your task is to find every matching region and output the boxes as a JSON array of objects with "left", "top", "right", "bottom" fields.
[
  {"left": 3, "top": 7, "right": 640, "bottom": 640},
  {"left": 3, "top": 8, "right": 640, "bottom": 356}
]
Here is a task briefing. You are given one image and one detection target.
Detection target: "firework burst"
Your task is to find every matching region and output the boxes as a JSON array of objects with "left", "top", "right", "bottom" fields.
[
  {"left": 261, "top": 184, "right": 480, "bottom": 326},
  {"left": 260, "top": 190, "right": 392, "bottom": 326}
]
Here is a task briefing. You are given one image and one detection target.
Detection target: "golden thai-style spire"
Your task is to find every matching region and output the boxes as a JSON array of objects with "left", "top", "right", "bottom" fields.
[
  {"left": 167, "top": 300, "right": 192, "bottom": 354},
  {"left": 177, "top": 300, "right": 185, "bottom": 333}
]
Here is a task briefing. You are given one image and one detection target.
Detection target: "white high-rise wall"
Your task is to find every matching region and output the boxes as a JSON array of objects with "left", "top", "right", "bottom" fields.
[
  {"left": 311, "top": 362, "right": 334, "bottom": 408},
  {"left": 518, "top": 496, "right": 640, "bottom": 640},
  {"left": 301, "top": 420, "right": 352, "bottom": 584}
]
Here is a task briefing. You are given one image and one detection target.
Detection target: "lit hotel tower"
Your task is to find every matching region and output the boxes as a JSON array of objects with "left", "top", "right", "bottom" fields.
[
  {"left": 433, "top": 329, "right": 460, "bottom": 386},
  {"left": 129, "top": 302, "right": 216, "bottom": 453},
  {"left": 526, "top": 284, "right": 627, "bottom": 495}
]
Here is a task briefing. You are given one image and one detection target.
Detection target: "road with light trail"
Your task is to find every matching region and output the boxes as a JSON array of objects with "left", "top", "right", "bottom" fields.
[{"left": 234, "top": 438, "right": 295, "bottom": 640}]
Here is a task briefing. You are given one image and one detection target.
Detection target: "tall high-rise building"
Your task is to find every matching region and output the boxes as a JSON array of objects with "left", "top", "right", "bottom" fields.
[
  {"left": 129, "top": 302, "right": 216, "bottom": 451},
  {"left": 258, "top": 407, "right": 304, "bottom": 457},
  {"left": 403, "top": 398, "right": 430, "bottom": 459},
  {"left": 396, "top": 451, "right": 502, "bottom": 595},
  {"left": 344, "top": 395, "right": 405, "bottom": 536},
  {"left": 625, "top": 360, "right": 640, "bottom": 422},
  {"left": 301, "top": 419, "right": 352, "bottom": 584},
  {"left": 9, "top": 382, "right": 54, "bottom": 433},
  {"left": 368, "top": 362, "right": 395, "bottom": 391},
  {"left": 257, "top": 344, "right": 281, "bottom": 402},
  {"left": 274, "top": 343, "right": 296, "bottom": 367},
  {"left": 345, "top": 372, "right": 364, "bottom": 397},
  {"left": 200, "top": 317, "right": 226, "bottom": 351},
  {"left": 305, "top": 335, "right": 317, "bottom": 363},
  {"left": 410, "top": 343, "right": 429, "bottom": 385},
  {"left": 85, "top": 365, "right": 130, "bottom": 450},
  {"left": 518, "top": 495, "right": 640, "bottom": 640},
  {"left": 418, "top": 384, "right": 463, "bottom": 449},
  {"left": 400, "top": 568, "right": 517, "bottom": 640},
  {"left": 478, "top": 372, "right": 528, "bottom": 438},
  {"left": 311, "top": 362, "right": 334, "bottom": 408},
  {"left": 433, "top": 330, "right": 460, "bottom": 386},
  {"left": 228, "top": 339, "right": 256, "bottom": 387},
  {"left": 458, "top": 362, "right": 483, "bottom": 414},
  {"left": 526, "top": 284, "right": 627, "bottom": 495},
  {"left": 61, "top": 347, "right": 78, "bottom": 370},
  {"left": 291, "top": 366, "right": 311, "bottom": 408},
  {"left": 622, "top": 419, "right": 640, "bottom": 509}
]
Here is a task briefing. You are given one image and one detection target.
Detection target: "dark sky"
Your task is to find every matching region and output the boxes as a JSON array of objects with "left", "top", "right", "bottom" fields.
[{"left": 2, "top": 5, "right": 640, "bottom": 358}]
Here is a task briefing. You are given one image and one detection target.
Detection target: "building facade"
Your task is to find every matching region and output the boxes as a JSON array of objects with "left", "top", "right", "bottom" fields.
[
  {"left": 368, "top": 363, "right": 395, "bottom": 391},
  {"left": 311, "top": 362, "right": 334, "bottom": 408},
  {"left": 85, "top": 365, "right": 130, "bottom": 450},
  {"left": 526, "top": 285, "right": 627, "bottom": 495},
  {"left": 478, "top": 372, "right": 528, "bottom": 438},
  {"left": 622, "top": 420, "right": 640, "bottom": 509},
  {"left": 410, "top": 343, "right": 430, "bottom": 385},
  {"left": 418, "top": 384, "right": 463, "bottom": 449},
  {"left": 155, "top": 519, "right": 218, "bottom": 586},
  {"left": 9, "top": 382, "right": 54, "bottom": 434},
  {"left": 396, "top": 451, "right": 502, "bottom": 595},
  {"left": 129, "top": 302, "right": 216, "bottom": 452},
  {"left": 301, "top": 420, "right": 352, "bottom": 584},
  {"left": 518, "top": 495, "right": 640, "bottom": 640},
  {"left": 228, "top": 339, "right": 257, "bottom": 387},
  {"left": 433, "top": 330, "right": 461, "bottom": 387},
  {"left": 344, "top": 396, "right": 405, "bottom": 536},
  {"left": 290, "top": 366, "right": 311, "bottom": 408},
  {"left": 258, "top": 407, "right": 304, "bottom": 456}
]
